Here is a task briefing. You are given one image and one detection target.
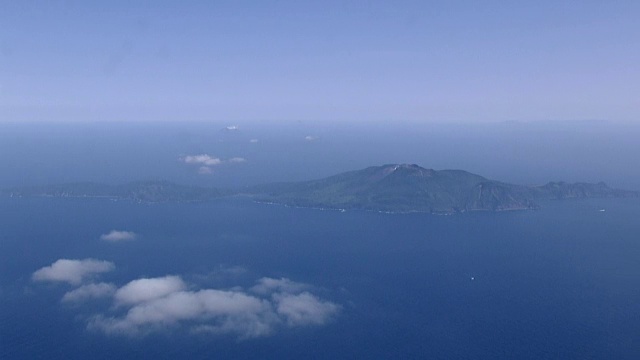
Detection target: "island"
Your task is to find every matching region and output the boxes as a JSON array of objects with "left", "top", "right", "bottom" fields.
[
  {"left": 250, "top": 164, "right": 637, "bottom": 214},
  {"left": 4, "top": 164, "right": 637, "bottom": 214}
]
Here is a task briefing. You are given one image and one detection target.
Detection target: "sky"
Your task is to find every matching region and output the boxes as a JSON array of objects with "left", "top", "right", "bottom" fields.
[{"left": 1, "top": 0, "right": 639, "bottom": 123}]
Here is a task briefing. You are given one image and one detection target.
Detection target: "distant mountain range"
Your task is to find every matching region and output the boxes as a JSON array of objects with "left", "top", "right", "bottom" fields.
[{"left": 4, "top": 164, "right": 637, "bottom": 214}]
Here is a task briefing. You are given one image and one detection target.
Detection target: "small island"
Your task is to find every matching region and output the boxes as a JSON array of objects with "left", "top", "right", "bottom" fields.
[{"left": 4, "top": 164, "right": 637, "bottom": 214}]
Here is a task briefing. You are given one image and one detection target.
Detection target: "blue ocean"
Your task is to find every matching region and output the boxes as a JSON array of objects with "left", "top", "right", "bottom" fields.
[
  {"left": 2, "top": 121, "right": 640, "bottom": 359},
  {"left": 2, "top": 195, "right": 640, "bottom": 359}
]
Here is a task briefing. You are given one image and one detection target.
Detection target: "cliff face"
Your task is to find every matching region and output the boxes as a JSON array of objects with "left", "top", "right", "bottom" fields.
[
  {"left": 532, "top": 181, "right": 638, "bottom": 199},
  {"left": 467, "top": 182, "right": 539, "bottom": 212}
]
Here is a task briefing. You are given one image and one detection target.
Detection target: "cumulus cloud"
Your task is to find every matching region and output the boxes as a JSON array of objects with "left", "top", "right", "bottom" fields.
[
  {"left": 114, "top": 276, "right": 187, "bottom": 306},
  {"left": 32, "top": 259, "right": 115, "bottom": 285},
  {"left": 182, "top": 154, "right": 222, "bottom": 166},
  {"left": 100, "top": 230, "right": 136, "bottom": 242},
  {"left": 250, "top": 277, "right": 309, "bottom": 295},
  {"left": 89, "top": 276, "right": 339, "bottom": 338},
  {"left": 91, "top": 288, "right": 277, "bottom": 338},
  {"left": 274, "top": 292, "right": 340, "bottom": 326},
  {"left": 181, "top": 154, "right": 247, "bottom": 174},
  {"left": 34, "top": 260, "right": 341, "bottom": 340},
  {"left": 227, "top": 157, "right": 247, "bottom": 163},
  {"left": 62, "top": 283, "right": 116, "bottom": 303}
]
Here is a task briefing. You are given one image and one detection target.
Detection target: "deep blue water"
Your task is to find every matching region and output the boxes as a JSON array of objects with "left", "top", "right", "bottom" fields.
[{"left": 2, "top": 196, "right": 640, "bottom": 359}]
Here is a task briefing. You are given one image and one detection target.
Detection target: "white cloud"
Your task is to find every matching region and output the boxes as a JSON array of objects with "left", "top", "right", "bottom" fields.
[
  {"left": 227, "top": 157, "right": 246, "bottom": 163},
  {"left": 32, "top": 259, "right": 115, "bottom": 285},
  {"left": 91, "top": 288, "right": 277, "bottom": 339},
  {"left": 181, "top": 154, "right": 247, "bottom": 174},
  {"left": 249, "top": 139, "right": 259, "bottom": 143},
  {"left": 100, "top": 230, "right": 136, "bottom": 242},
  {"left": 93, "top": 276, "right": 338, "bottom": 339},
  {"left": 35, "top": 265, "right": 340, "bottom": 340},
  {"left": 62, "top": 283, "right": 116, "bottom": 303},
  {"left": 114, "top": 276, "right": 187, "bottom": 306},
  {"left": 182, "top": 154, "right": 222, "bottom": 166},
  {"left": 305, "top": 135, "right": 319, "bottom": 141},
  {"left": 274, "top": 292, "right": 340, "bottom": 326}
]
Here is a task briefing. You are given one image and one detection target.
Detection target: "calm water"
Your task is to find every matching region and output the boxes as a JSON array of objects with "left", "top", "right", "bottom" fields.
[{"left": 1, "top": 196, "right": 640, "bottom": 359}]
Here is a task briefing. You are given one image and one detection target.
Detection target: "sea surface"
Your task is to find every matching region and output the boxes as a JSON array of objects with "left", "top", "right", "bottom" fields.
[{"left": 1, "top": 196, "right": 639, "bottom": 359}]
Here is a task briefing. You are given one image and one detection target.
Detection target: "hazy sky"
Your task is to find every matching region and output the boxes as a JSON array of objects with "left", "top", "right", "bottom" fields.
[{"left": 1, "top": 1, "right": 638, "bottom": 123}]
